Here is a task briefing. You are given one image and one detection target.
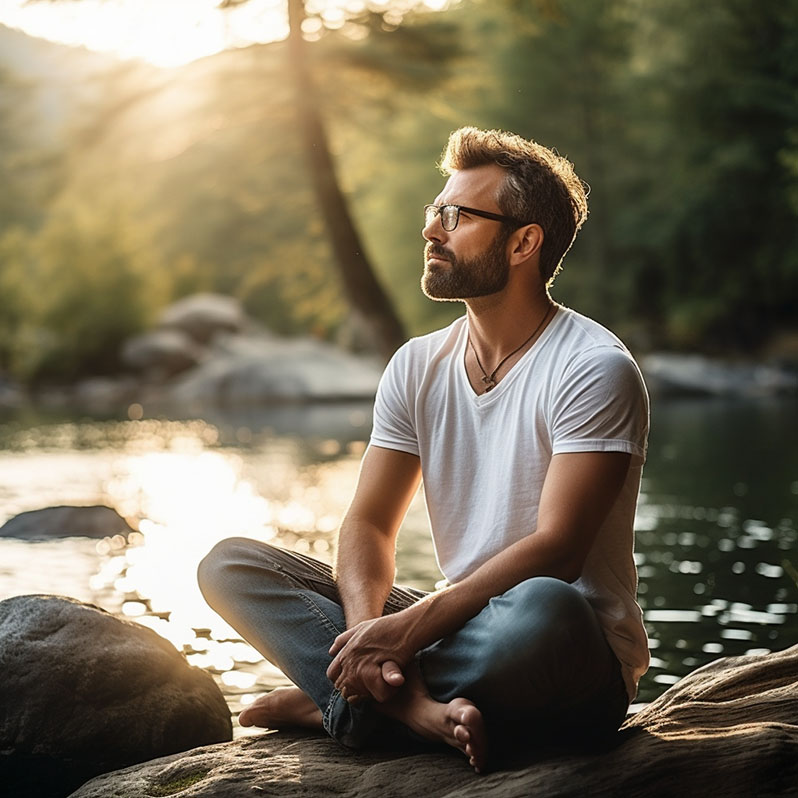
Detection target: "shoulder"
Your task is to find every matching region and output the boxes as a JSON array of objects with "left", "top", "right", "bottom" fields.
[
  {"left": 386, "top": 316, "right": 465, "bottom": 375},
  {"left": 543, "top": 307, "right": 648, "bottom": 412},
  {"left": 550, "top": 308, "right": 643, "bottom": 380},
  {"left": 551, "top": 306, "right": 631, "bottom": 353},
  {"left": 545, "top": 309, "right": 649, "bottom": 459}
]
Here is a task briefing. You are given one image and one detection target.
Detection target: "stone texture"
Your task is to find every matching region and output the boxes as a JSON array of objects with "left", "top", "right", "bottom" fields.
[
  {"left": 158, "top": 293, "right": 246, "bottom": 344},
  {"left": 166, "top": 332, "right": 382, "bottom": 407},
  {"left": 641, "top": 352, "right": 798, "bottom": 397},
  {"left": 0, "top": 505, "right": 137, "bottom": 540},
  {"left": 0, "top": 595, "right": 232, "bottom": 798},
  {"left": 68, "top": 645, "right": 798, "bottom": 797},
  {"left": 121, "top": 329, "right": 204, "bottom": 379}
]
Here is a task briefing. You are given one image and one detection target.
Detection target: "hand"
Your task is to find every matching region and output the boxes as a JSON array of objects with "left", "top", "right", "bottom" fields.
[{"left": 326, "top": 614, "right": 412, "bottom": 703}]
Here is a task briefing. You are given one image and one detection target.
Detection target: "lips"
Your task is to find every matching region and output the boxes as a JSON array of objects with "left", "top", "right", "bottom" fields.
[{"left": 425, "top": 246, "right": 451, "bottom": 264}]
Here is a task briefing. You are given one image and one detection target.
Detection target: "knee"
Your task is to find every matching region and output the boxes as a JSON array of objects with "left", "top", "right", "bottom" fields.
[
  {"left": 493, "top": 576, "right": 596, "bottom": 640},
  {"left": 503, "top": 575, "right": 582, "bottom": 608},
  {"left": 196, "top": 536, "right": 258, "bottom": 606}
]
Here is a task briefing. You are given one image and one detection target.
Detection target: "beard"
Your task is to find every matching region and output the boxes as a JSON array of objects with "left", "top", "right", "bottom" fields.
[{"left": 421, "top": 228, "right": 512, "bottom": 301}]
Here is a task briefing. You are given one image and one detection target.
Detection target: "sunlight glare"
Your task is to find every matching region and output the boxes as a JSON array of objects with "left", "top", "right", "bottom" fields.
[
  {"left": 93, "top": 449, "right": 280, "bottom": 652},
  {"left": 0, "top": 0, "right": 288, "bottom": 67},
  {"left": 0, "top": 0, "right": 455, "bottom": 67}
]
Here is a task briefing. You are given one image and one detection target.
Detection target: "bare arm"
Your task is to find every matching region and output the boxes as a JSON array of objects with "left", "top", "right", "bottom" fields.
[
  {"left": 334, "top": 445, "right": 422, "bottom": 628},
  {"left": 328, "top": 450, "right": 632, "bottom": 699}
]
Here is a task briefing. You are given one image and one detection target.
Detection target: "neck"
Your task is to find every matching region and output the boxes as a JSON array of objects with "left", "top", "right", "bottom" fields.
[{"left": 465, "top": 285, "right": 554, "bottom": 355}]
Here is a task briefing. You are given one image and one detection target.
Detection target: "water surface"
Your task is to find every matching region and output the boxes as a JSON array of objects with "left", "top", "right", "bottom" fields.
[{"left": 0, "top": 396, "right": 795, "bottom": 728}]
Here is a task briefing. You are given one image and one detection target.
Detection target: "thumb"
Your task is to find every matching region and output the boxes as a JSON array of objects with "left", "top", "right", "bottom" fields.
[{"left": 381, "top": 660, "right": 405, "bottom": 686}]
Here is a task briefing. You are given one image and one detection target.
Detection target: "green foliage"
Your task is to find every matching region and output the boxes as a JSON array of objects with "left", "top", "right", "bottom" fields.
[
  {"left": 1, "top": 204, "right": 166, "bottom": 382},
  {"left": 2, "top": 0, "right": 798, "bottom": 383}
]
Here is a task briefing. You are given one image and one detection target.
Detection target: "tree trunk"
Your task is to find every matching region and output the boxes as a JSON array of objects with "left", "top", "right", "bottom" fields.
[{"left": 286, "top": 0, "right": 406, "bottom": 359}]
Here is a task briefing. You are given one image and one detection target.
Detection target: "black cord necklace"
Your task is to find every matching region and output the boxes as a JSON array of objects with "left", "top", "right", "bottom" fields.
[{"left": 468, "top": 302, "right": 555, "bottom": 392}]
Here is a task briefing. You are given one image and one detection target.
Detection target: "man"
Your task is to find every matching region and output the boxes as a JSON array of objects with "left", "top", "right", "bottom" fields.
[{"left": 198, "top": 127, "right": 649, "bottom": 773}]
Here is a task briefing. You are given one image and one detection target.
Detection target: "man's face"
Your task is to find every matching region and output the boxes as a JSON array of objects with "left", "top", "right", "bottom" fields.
[{"left": 421, "top": 164, "right": 513, "bottom": 302}]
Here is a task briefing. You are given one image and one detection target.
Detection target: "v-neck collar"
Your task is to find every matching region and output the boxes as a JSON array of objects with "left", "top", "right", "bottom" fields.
[{"left": 458, "top": 306, "right": 562, "bottom": 403}]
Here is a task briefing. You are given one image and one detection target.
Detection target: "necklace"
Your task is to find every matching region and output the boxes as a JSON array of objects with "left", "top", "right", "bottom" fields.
[{"left": 468, "top": 302, "right": 555, "bottom": 392}]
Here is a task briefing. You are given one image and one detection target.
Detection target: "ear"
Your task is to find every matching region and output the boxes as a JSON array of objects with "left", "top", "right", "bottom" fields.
[{"left": 508, "top": 223, "right": 544, "bottom": 266}]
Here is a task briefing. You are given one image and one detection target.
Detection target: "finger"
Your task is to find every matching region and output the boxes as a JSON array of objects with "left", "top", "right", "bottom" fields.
[
  {"left": 326, "top": 656, "right": 342, "bottom": 682},
  {"left": 345, "top": 694, "right": 363, "bottom": 704},
  {"left": 381, "top": 660, "right": 405, "bottom": 687},
  {"left": 336, "top": 677, "right": 362, "bottom": 703},
  {"left": 328, "top": 628, "right": 355, "bottom": 657}
]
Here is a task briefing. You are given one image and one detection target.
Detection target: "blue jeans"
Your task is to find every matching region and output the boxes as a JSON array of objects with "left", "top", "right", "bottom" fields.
[{"left": 197, "top": 538, "right": 628, "bottom": 752}]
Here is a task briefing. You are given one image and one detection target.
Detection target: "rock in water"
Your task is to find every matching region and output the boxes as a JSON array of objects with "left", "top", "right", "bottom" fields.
[
  {"left": 0, "top": 505, "right": 136, "bottom": 540},
  {"left": 67, "top": 645, "right": 798, "bottom": 797},
  {"left": 0, "top": 595, "right": 231, "bottom": 798}
]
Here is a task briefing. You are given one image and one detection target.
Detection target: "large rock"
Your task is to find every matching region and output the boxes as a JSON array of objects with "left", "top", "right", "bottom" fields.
[
  {"left": 159, "top": 293, "right": 247, "bottom": 344},
  {"left": 641, "top": 352, "right": 798, "bottom": 397},
  {"left": 68, "top": 645, "right": 798, "bottom": 797},
  {"left": 121, "top": 328, "right": 204, "bottom": 379},
  {"left": 0, "top": 505, "right": 136, "bottom": 540},
  {"left": 0, "top": 595, "right": 232, "bottom": 798},
  {"left": 167, "top": 332, "right": 382, "bottom": 407}
]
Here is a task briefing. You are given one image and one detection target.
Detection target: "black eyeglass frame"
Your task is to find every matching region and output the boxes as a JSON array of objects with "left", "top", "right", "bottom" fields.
[{"left": 424, "top": 203, "right": 525, "bottom": 232}]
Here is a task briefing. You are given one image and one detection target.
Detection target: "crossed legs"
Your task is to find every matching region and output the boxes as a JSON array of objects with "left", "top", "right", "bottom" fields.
[{"left": 197, "top": 537, "right": 627, "bottom": 770}]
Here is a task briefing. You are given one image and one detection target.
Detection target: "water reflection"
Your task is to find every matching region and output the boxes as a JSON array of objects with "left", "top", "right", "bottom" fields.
[{"left": 0, "top": 397, "right": 796, "bottom": 726}]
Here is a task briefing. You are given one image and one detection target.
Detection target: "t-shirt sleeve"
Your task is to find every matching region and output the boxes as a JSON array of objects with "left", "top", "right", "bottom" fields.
[
  {"left": 549, "top": 345, "right": 649, "bottom": 464},
  {"left": 369, "top": 344, "right": 420, "bottom": 457}
]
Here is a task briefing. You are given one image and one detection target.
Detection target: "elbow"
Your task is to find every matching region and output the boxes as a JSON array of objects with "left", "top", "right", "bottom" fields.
[
  {"left": 541, "top": 554, "right": 583, "bottom": 584},
  {"left": 533, "top": 533, "right": 586, "bottom": 584},
  {"left": 558, "top": 561, "right": 584, "bottom": 584}
]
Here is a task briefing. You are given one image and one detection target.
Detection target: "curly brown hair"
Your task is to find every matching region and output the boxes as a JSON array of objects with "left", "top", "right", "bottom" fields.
[{"left": 440, "top": 127, "right": 589, "bottom": 286}]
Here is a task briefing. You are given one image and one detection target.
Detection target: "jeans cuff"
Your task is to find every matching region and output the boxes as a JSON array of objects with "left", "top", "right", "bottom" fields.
[{"left": 322, "top": 689, "right": 378, "bottom": 749}]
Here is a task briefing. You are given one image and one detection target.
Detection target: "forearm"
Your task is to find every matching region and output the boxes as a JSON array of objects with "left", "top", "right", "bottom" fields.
[
  {"left": 334, "top": 513, "right": 397, "bottom": 627},
  {"left": 332, "top": 446, "right": 421, "bottom": 629},
  {"left": 391, "top": 529, "right": 580, "bottom": 657}
]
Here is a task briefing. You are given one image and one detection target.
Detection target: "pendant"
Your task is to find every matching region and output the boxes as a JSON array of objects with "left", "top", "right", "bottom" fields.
[{"left": 482, "top": 375, "right": 496, "bottom": 391}]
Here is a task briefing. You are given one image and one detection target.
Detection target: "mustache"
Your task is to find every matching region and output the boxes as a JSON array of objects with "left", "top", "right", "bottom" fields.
[{"left": 425, "top": 243, "right": 454, "bottom": 261}]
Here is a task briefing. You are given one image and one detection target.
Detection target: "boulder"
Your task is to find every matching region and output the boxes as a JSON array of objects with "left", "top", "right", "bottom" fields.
[
  {"left": 67, "top": 645, "right": 798, "bottom": 797},
  {"left": 641, "top": 352, "right": 798, "bottom": 397},
  {"left": 0, "top": 595, "right": 232, "bottom": 798},
  {"left": 0, "top": 505, "right": 136, "bottom": 540},
  {"left": 166, "top": 332, "right": 382, "bottom": 407},
  {"left": 121, "top": 328, "right": 204, "bottom": 379},
  {"left": 158, "top": 294, "right": 247, "bottom": 344}
]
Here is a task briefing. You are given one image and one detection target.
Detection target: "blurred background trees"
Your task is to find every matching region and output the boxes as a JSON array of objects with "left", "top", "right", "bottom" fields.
[{"left": 0, "top": 0, "right": 796, "bottom": 384}]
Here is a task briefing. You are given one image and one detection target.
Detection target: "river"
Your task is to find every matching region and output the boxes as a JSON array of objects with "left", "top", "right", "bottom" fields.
[{"left": 1, "top": 396, "right": 796, "bottom": 732}]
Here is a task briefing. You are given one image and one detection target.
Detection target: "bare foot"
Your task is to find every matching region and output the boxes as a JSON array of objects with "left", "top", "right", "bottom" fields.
[
  {"left": 238, "top": 686, "right": 323, "bottom": 730},
  {"left": 377, "top": 667, "right": 488, "bottom": 773}
]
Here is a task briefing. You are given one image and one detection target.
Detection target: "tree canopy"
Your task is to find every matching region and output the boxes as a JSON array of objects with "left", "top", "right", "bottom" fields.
[{"left": 1, "top": 0, "right": 796, "bottom": 382}]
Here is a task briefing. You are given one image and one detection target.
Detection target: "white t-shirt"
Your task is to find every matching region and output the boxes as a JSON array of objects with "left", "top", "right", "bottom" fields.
[{"left": 369, "top": 306, "right": 650, "bottom": 700}]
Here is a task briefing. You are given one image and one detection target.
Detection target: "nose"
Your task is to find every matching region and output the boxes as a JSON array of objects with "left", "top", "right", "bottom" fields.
[{"left": 422, "top": 212, "right": 445, "bottom": 243}]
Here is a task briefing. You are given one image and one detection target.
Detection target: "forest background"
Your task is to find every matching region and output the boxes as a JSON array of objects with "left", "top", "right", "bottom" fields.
[{"left": 1, "top": 0, "right": 797, "bottom": 385}]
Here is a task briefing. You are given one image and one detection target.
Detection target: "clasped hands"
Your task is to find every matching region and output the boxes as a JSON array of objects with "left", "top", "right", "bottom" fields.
[{"left": 326, "top": 613, "right": 413, "bottom": 704}]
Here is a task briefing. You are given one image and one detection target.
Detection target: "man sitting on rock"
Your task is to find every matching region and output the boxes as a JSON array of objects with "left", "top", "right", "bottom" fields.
[{"left": 198, "top": 126, "right": 650, "bottom": 773}]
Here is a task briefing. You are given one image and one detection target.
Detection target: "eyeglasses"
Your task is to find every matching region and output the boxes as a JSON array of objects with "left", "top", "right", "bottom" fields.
[{"left": 424, "top": 203, "right": 524, "bottom": 232}]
